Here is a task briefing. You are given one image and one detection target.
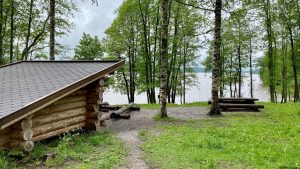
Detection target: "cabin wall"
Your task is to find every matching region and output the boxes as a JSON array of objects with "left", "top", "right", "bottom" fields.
[
  {"left": 7, "top": 89, "right": 88, "bottom": 151},
  {"left": 4, "top": 77, "right": 107, "bottom": 151},
  {"left": 85, "top": 78, "right": 107, "bottom": 132},
  {"left": 0, "top": 127, "right": 10, "bottom": 148}
]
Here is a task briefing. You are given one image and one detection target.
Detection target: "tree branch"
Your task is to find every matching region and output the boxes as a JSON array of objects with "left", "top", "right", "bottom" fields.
[
  {"left": 22, "top": 15, "right": 50, "bottom": 60},
  {"left": 174, "top": 0, "right": 214, "bottom": 12}
]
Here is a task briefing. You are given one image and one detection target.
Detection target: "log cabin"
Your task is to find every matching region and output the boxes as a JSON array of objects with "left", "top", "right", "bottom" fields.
[{"left": 0, "top": 60, "right": 124, "bottom": 152}]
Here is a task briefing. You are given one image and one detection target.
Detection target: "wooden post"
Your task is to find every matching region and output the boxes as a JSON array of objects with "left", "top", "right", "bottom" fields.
[
  {"left": 11, "top": 116, "right": 35, "bottom": 152},
  {"left": 97, "top": 78, "right": 107, "bottom": 129},
  {"left": 85, "top": 77, "right": 109, "bottom": 132}
]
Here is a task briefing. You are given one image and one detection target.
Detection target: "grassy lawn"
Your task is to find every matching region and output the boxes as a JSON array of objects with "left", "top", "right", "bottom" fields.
[
  {"left": 139, "top": 103, "right": 300, "bottom": 168},
  {"left": 138, "top": 101, "right": 209, "bottom": 109},
  {"left": 0, "top": 130, "right": 127, "bottom": 169}
]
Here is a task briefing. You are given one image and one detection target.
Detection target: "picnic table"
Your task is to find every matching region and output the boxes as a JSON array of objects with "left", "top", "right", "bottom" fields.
[{"left": 208, "top": 97, "right": 264, "bottom": 111}]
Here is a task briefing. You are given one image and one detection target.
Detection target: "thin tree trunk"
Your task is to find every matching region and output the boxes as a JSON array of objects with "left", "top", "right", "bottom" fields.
[
  {"left": 230, "top": 53, "right": 233, "bottom": 97},
  {"left": 288, "top": 28, "right": 299, "bottom": 101},
  {"left": 9, "top": 0, "right": 14, "bottom": 63},
  {"left": 265, "top": 0, "right": 275, "bottom": 102},
  {"left": 49, "top": 0, "right": 55, "bottom": 60},
  {"left": 274, "top": 37, "right": 278, "bottom": 103},
  {"left": 123, "top": 71, "right": 131, "bottom": 103},
  {"left": 167, "top": 4, "right": 180, "bottom": 103},
  {"left": 160, "top": 0, "right": 169, "bottom": 118},
  {"left": 183, "top": 39, "right": 187, "bottom": 104},
  {"left": 234, "top": 71, "right": 238, "bottom": 97},
  {"left": 208, "top": 0, "right": 222, "bottom": 116},
  {"left": 282, "top": 32, "right": 288, "bottom": 103},
  {"left": 138, "top": 0, "right": 155, "bottom": 103},
  {"left": 237, "top": 45, "right": 242, "bottom": 98},
  {"left": 219, "top": 43, "right": 224, "bottom": 97},
  {"left": 249, "top": 36, "right": 253, "bottom": 98},
  {"left": 0, "top": 0, "right": 3, "bottom": 65},
  {"left": 22, "top": 0, "right": 34, "bottom": 61}
]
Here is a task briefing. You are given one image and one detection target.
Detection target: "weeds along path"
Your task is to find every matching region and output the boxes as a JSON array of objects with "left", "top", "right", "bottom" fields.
[{"left": 107, "top": 107, "right": 209, "bottom": 169}]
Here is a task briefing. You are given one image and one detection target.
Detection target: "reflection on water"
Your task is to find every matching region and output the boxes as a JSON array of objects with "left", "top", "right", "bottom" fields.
[{"left": 104, "top": 73, "right": 270, "bottom": 104}]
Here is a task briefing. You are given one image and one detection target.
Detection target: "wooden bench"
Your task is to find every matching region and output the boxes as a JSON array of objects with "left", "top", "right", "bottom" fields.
[
  {"left": 208, "top": 98, "right": 259, "bottom": 104},
  {"left": 208, "top": 97, "right": 264, "bottom": 111},
  {"left": 219, "top": 103, "right": 264, "bottom": 111}
]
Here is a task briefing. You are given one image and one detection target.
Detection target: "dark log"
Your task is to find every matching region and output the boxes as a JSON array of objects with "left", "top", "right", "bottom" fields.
[
  {"left": 99, "top": 79, "right": 105, "bottom": 86},
  {"left": 113, "top": 114, "right": 131, "bottom": 119},
  {"left": 52, "top": 95, "right": 86, "bottom": 106},
  {"left": 10, "top": 129, "right": 33, "bottom": 141},
  {"left": 110, "top": 103, "right": 135, "bottom": 119},
  {"left": 32, "top": 115, "right": 86, "bottom": 136},
  {"left": 0, "top": 135, "right": 10, "bottom": 146},
  {"left": 32, "top": 108, "right": 86, "bottom": 127},
  {"left": 32, "top": 122, "right": 86, "bottom": 142},
  {"left": 24, "top": 141, "right": 34, "bottom": 152},
  {"left": 208, "top": 97, "right": 259, "bottom": 105},
  {"left": 219, "top": 103, "right": 264, "bottom": 111},
  {"left": 102, "top": 105, "right": 140, "bottom": 111},
  {"left": 0, "top": 128, "right": 10, "bottom": 135},
  {"left": 21, "top": 117, "right": 32, "bottom": 130},
  {"left": 99, "top": 109, "right": 110, "bottom": 112},
  {"left": 36, "top": 101, "right": 86, "bottom": 116},
  {"left": 10, "top": 140, "right": 34, "bottom": 152}
]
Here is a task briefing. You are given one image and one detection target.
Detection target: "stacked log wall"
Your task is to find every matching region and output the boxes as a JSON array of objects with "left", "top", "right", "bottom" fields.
[
  {"left": 86, "top": 77, "right": 107, "bottom": 132},
  {"left": 8, "top": 89, "right": 88, "bottom": 151},
  {"left": 0, "top": 128, "right": 10, "bottom": 148}
]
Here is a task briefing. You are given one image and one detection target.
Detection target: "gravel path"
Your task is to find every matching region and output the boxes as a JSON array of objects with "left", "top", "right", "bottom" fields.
[{"left": 107, "top": 107, "right": 210, "bottom": 169}]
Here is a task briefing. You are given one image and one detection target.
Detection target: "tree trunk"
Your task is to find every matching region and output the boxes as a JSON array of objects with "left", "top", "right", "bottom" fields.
[
  {"left": 9, "top": 0, "right": 14, "bottom": 63},
  {"left": 288, "top": 28, "right": 299, "bottom": 102},
  {"left": 0, "top": 0, "right": 3, "bottom": 65},
  {"left": 237, "top": 45, "right": 242, "bottom": 98},
  {"left": 249, "top": 36, "right": 253, "bottom": 98},
  {"left": 49, "top": 0, "right": 55, "bottom": 60},
  {"left": 281, "top": 31, "right": 288, "bottom": 103},
  {"left": 138, "top": 0, "right": 156, "bottom": 104},
  {"left": 229, "top": 53, "right": 233, "bottom": 97},
  {"left": 208, "top": 0, "right": 222, "bottom": 116},
  {"left": 22, "top": 0, "right": 34, "bottom": 61},
  {"left": 265, "top": 0, "right": 275, "bottom": 102},
  {"left": 167, "top": 4, "right": 180, "bottom": 103},
  {"left": 160, "top": 0, "right": 169, "bottom": 118},
  {"left": 183, "top": 40, "right": 187, "bottom": 104}
]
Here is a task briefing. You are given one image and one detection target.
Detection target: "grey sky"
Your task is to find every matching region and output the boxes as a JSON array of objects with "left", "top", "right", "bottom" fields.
[{"left": 57, "top": 0, "right": 123, "bottom": 58}]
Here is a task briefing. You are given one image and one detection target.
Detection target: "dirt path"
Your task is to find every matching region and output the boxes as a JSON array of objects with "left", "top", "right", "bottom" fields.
[{"left": 107, "top": 107, "right": 209, "bottom": 169}]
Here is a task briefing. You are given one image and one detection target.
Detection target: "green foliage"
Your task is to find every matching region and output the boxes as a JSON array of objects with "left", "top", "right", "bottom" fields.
[
  {"left": 0, "top": 152, "right": 8, "bottom": 169},
  {"left": 104, "top": 0, "right": 201, "bottom": 103},
  {"left": 140, "top": 103, "right": 300, "bottom": 168},
  {"left": 74, "top": 33, "right": 103, "bottom": 60},
  {"left": 0, "top": 131, "right": 127, "bottom": 169},
  {"left": 0, "top": 0, "right": 77, "bottom": 63}
]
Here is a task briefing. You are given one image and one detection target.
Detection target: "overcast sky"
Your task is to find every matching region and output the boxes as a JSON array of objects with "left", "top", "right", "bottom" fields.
[{"left": 57, "top": 0, "right": 123, "bottom": 58}]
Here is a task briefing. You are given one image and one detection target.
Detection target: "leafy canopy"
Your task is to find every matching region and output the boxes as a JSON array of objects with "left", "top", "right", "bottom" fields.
[{"left": 74, "top": 33, "right": 103, "bottom": 60}]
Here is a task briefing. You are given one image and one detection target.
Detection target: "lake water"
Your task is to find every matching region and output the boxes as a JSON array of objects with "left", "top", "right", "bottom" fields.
[{"left": 104, "top": 73, "right": 270, "bottom": 104}]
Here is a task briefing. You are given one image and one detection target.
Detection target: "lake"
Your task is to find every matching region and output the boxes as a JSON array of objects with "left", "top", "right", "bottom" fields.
[{"left": 104, "top": 73, "right": 270, "bottom": 104}]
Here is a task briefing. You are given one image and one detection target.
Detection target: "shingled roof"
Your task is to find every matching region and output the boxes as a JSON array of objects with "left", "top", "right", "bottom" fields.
[{"left": 0, "top": 60, "right": 124, "bottom": 129}]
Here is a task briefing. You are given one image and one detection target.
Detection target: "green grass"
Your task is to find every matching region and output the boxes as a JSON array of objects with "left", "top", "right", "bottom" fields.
[
  {"left": 138, "top": 101, "right": 208, "bottom": 109},
  {"left": 140, "top": 102, "right": 300, "bottom": 169},
  {"left": 0, "top": 130, "right": 127, "bottom": 169},
  {"left": 152, "top": 113, "right": 177, "bottom": 121}
]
